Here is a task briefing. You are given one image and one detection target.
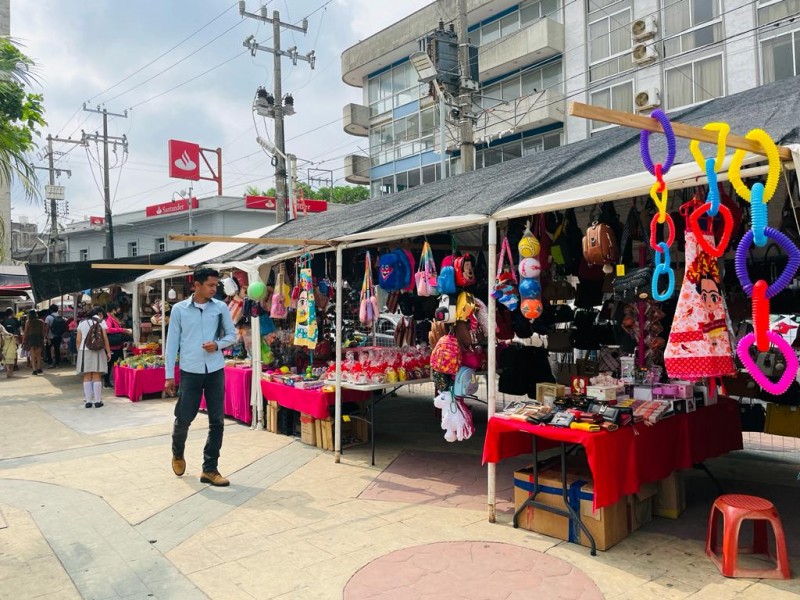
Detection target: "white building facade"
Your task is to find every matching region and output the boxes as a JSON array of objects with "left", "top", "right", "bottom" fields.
[{"left": 341, "top": 0, "right": 800, "bottom": 197}]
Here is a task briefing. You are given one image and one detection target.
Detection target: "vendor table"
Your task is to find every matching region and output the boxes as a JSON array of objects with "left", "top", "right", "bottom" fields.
[
  {"left": 337, "top": 379, "right": 433, "bottom": 466},
  {"left": 482, "top": 397, "right": 743, "bottom": 555},
  {"left": 260, "top": 379, "right": 372, "bottom": 420},
  {"left": 199, "top": 366, "right": 253, "bottom": 424},
  {"left": 114, "top": 366, "right": 179, "bottom": 402}
]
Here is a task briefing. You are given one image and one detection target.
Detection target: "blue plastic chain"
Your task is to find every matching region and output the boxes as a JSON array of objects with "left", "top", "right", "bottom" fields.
[
  {"left": 750, "top": 182, "right": 768, "bottom": 247},
  {"left": 651, "top": 242, "right": 675, "bottom": 301},
  {"left": 705, "top": 157, "right": 720, "bottom": 217}
]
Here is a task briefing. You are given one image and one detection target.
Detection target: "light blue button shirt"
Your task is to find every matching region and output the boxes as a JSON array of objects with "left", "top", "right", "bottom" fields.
[{"left": 165, "top": 297, "right": 237, "bottom": 379}]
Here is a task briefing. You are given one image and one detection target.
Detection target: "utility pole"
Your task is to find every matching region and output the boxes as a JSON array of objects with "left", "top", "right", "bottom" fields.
[
  {"left": 33, "top": 134, "right": 78, "bottom": 263},
  {"left": 308, "top": 168, "right": 334, "bottom": 204},
  {"left": 83, "top": 105, "right": 128, "bottom": 258},
  {"left": 456, "top": 0, "right": 476, "bottom": 173},
  {"left": 240, "top": 2, "right": 315, "bottom": 223}
]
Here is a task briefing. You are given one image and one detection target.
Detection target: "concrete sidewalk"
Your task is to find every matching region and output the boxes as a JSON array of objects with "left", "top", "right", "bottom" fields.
[{"left": 0, "top": 367, "right": 797, "bottom": 599}]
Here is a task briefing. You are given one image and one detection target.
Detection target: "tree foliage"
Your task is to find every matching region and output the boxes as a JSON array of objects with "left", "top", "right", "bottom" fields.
[
  {"left": 244, "top": 183, "right": 369, "bottom": 205},
  {"left": 0, "top": 39, "right": 46, "bottom": 201}
]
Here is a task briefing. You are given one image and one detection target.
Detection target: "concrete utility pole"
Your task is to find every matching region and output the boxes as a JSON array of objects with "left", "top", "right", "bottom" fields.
[
  {"left": 240, "top": 2, "right": 315, "bottom": 223},
  {"left": 82, "top": 105, "right": 128, "bottom": 258},
  {"left": 456, "top": 0, "right": 476, "bottom": 173},
  {"left": 33, "top": 134, "right": 78, "bottom": 263}
]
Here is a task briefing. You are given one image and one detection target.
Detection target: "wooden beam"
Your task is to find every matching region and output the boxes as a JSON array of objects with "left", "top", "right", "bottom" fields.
[
  {"left": 168, "top": 234, "right": 336, "bottom": 247},
  {"left": 569, "top": 102, "right": 793, "bottom": 161},
  {"left": 91, "top": 264, "right": 192, "bottom": 270}
]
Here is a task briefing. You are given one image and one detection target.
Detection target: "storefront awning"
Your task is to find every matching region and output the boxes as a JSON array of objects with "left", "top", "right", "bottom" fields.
[{"left": 26, "top": 248, "right": 196, "bottom": 303}]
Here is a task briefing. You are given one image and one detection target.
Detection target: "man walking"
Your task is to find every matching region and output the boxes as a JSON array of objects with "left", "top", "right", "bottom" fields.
[
  {"left": 45, "top": 305, "right": 67, "bottom": 368},
  {"left": 164, "top": 268, "right": 236, "bottom": 487}
]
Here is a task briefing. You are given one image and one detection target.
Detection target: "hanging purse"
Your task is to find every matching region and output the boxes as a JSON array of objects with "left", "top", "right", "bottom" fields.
[
  {"left": 270, "top": 264, "right": 289, "bottom": 319},
  {"left": 415, "top": 240, "right": 439, "bottom": 297},
  {"left": 359, "top": 251, "right": 379, "bottom": 326},
  {"left": 614, "top": 204, "right": 653, "bottom": 302},
  {"left": 492, "top": 237, "right": 520, "bottom": 311}
]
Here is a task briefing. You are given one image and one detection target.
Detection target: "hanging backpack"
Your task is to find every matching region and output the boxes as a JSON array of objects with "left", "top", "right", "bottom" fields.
[
  {"left": 359, "top": 252, "right": 380, "bottom": 325},
  {"left": 50, "top": 314, "right": 67, "bottom": 337},
  {"left": 454, "top": 253, "right": 476, "bottom": 287},
  {"left": 582, "top": 221, "right": 618, "bottom": 266},
  {"left": 415, "top": 240, "right": 439, "bottom": 297},
  {"left": 84, "top": 318, "right": 106, "bottom": 351},
  {"left": 398, "top": 248, "right": 415, "bottom": 292},
  {"left": 453, "top": 366, "right": 478, "bottom": 398},
  {"left": 378, "top": 249, "right": 407, "bottom": 291},
  {"left": 492, "top": 237, "right": 519, "bottom": 310},
  {"left": 430, "top": 334, "right": 462, "bottom": 375},
  {"left": 438, "top": 255, "right": 457, "bottom": 295}
]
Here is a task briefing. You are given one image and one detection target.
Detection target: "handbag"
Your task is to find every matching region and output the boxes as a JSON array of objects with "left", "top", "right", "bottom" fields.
[
  {"left": 547, "top": 326, "right": 572, "bottom": 353},
  {"left": 614, "top": 204, "right": 653, "bottom": 302},
  {"left": 597, "top": 346, "right": 621, "bottom": 375},
  {"left": 738, "top": 400, "right": 766, "bottom": 433},
  {"left": 359, "top": 252, "right": 379, "bottom": 326},
  {"left": 414, "top": 240, "right": 439, "bottom": 297},
  {"left": 492, "top": 237, "right": 520, "bottom": 310}
]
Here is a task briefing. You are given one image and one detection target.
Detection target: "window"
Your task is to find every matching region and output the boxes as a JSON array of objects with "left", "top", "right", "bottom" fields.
[
  {"left": 155, "top": 237, "right": 166, "bottom": 253},
  {"left": 758, "top": 0, "right": 800, "bottom": 26},
  {"left": 521, "top": 0, "right": 561, "bottom": 25},
  {"left": 588, "top": 0, "right": 633, "bottom": 81},
  {"left": 127, "top": 241, "right": 138, "bottom": 257},
  {"left": 79, "top": 249, "right": 88, "bottom": 261},
  {"left": 665, "top": 55, "right": 723, "bottom": 109},
  {"left": 475, "top": 0, "right": 563, "bottom": 47},
  {"left": 523, "top": 130, "right": 562, "bottom": 155},
  {"left": 663, "top": 0, "right": 722, "bottom": 56},
  {"left": 590, "top": 81, "right": 633, "bottom": 130},
  {"left": 366, "top": 61, "right": 422, "bottom": 116},
  {"left": 762, "top": 31, "right": 800, "bottom": 82}
]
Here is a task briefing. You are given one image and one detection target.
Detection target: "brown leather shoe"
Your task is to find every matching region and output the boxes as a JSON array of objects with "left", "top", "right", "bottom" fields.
[
  {"left": 200, "top": 471, "right": 230, "bottom": 487},
  {"left": 172, "top": 456, "right": 186, "bottom": 477}
]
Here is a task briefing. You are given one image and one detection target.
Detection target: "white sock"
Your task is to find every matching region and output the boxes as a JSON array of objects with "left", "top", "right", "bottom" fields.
[
  {"left": 93, "top": 382, "right": 103, "bottom": 403},
  {"left": 83, "top": 382, "right": 93, "bottom": 403}
]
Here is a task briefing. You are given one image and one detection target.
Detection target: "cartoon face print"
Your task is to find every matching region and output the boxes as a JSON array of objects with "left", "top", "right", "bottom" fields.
[
  {"left": 462, "top": 258, "right": 475, "bottom": 283},
  {"left": 297, "top": 290, "right": 309, "bottom": 325},
  {"left": 698, "top": 277, "right": 722, "bottom": 313}
]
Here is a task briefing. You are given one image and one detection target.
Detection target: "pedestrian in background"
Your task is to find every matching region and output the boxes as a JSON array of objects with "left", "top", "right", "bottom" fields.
[
  {"left": 23, "top": 310, "right": 45, "bottom": 375},
  {"left": 103, "top": 301, "right": 132, "bottom": 388},
  {"left": 164, "top": 267, "right": 236, "bottom": 487},
  {"left": 44, "top": 304, "right": 67, "bottom": 368},
  {"left": 75, "top": 307, "right": 110, "bottom": 408},
  {"left": 2, "top": 308, "right": 20, "bottom": 372},
  {"left": 0, "top": 323, "right": 17, "bottom": 378}
]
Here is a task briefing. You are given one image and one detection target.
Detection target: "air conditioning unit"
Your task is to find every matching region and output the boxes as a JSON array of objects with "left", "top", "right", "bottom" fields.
[
  {"left": 632, "top": 16, "right": 658, "bottom": 41},
  {"left": 632, "top": 43, "right": 658, "bottom": 65},
  {"left": 635, "top": 87, "right": 661, "bottom": 111}
]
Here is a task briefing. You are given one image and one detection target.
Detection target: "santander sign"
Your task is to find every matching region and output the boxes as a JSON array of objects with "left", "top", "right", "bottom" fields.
[{"left": 168, "top": 139, "right": 200, "bottom": 180}]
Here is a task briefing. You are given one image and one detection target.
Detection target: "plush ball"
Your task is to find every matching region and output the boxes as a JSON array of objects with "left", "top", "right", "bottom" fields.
[
  {"left": 520, "top": 298, "right": 544, "bottom": 320},
  {"left": 248, "top": 281, "right": 267, "bottom": 301},
  {"left": 518, "top": 257, "right": 542, "bottom": 279},
  {"left": 222, "top": 276, "right": 239, "bottom": 297},
  {"left": 518, "top": 234, "right": 540, "bottom": 258},
  {"left": 518, "top": 277, "right": 541, "bottom": 299}
]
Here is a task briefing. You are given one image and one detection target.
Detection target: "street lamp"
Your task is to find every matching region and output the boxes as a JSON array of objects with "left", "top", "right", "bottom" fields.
[{"left": 409, "top": 51, "right": 448, "bottom": 180}]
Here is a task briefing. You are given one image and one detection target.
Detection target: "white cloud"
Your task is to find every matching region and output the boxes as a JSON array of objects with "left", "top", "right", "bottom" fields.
[{"left": 337, "top": 0, "right": 434, "bottom": 40}]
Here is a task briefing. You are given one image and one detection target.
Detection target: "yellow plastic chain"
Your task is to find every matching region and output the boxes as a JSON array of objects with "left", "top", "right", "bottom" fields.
[
  {"left": 689, "top": 122, "right": 730, "bottom": 174},
  {"left": 728, "top": 129, "right": 781, "bottom": 203},
  {"left": 650, "top": 182, "right": 669, "bottom": 224}
]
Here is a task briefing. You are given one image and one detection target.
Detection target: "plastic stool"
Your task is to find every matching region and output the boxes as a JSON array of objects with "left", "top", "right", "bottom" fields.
[{"left": 706, "top": 494, "right": 791, "bottom": 579}]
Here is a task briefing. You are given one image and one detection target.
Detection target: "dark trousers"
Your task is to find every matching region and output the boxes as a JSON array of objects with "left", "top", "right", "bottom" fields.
[
  {"left": 48, "top": 335, "right": 63, "bottom": 365},
  {"left": 171, "top": 368, "right": 225, "bottom": 473},
  {"left": 104, "top": 348, "right": 124, "bottom": 385}
]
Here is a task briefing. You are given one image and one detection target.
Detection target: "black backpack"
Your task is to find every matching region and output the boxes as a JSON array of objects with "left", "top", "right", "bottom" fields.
[
  {"left": 50, "top": 315, "right": 67, "bottom": 337},
  {"left": 3, "top": 318, "right": 18, "bottom": 335}
]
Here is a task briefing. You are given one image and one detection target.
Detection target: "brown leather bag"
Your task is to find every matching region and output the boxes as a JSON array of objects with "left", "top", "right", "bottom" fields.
[{"left": 582, "top": 221, "right": 618, "bottom": 266}]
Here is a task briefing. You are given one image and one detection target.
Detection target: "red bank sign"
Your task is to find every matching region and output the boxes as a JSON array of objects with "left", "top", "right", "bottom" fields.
[
  {"left": 168, "top": 139, "right": 200, "bottom": 181},
  {"left": 145, "top": 198, "right": 199, "bottom": 218},
  {"left": 89, "top": 216, "right": 105, "bottom": 226},
  {"left": 245, "top": 195, "right": 327, "bottom": 213}
]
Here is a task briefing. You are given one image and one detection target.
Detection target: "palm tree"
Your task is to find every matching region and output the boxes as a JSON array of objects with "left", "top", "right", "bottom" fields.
[{"left": 0, "top": 38, "right": 45, "bottom": 201}]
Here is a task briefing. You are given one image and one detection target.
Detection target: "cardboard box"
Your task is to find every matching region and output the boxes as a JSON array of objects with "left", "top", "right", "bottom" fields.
[
  {"left": 627, "top": 481, "right": 658, "bottom": 533},
  {"left": 513, "top": 466, "right": 628, "bottom": 551},
  {"left": 300, "top": 413, "right": 316, "bottom": 446},
  {"left": 633, "top": 385, "right": 654, "bottom": 401},
  {"left": 586, "top": 385, "right": 617, "bottom": 402},
  {"left": 266, "top": 400, "right": 279, "bottom": 433},
  {"left": 536, "top": 383, "right": 566, "bottom": 406},
  {"left": 668, "top": 398, "right": 696, "bottom": 414},
  {"left": 316, "top": 417, "right": 334, "bottom": 451},
  {"left": 653, "top": 471, "right": 686, "bottom": 519}
]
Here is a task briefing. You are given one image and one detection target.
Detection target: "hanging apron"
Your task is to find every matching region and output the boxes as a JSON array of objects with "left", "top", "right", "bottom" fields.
[
  {"left": 664, "top": 228, "right": 735, "bottom": 379},
  {"left": 293, "top": 267, "right": 318, "bottom": 349}
]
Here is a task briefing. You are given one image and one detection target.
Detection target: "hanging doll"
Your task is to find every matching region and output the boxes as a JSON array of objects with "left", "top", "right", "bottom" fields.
[
  {"left": 664, "top": 212, "right": 735, "bottom": 379},
  {"left": 293, "top": 266, "right": 318, "bottom": 350}
]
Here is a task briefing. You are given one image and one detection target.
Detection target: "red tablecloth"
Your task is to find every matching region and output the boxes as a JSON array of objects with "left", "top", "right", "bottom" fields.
[
  {"left": 483, "top": 397, "right": 743, "bottom": 509},
  {"left": 200, "top": 366, "right": 253, "bottom": 424},
  {"left": 114, "top": 366, "right": 179, "bottom": 402},
  {"left": 260, "top": 379, "right": 371, "bottom": 419}
]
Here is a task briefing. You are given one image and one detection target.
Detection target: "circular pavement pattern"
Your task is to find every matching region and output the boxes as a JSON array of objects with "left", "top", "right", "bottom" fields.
[{"left": 344, "top": 541, "right": 604, "bottom": 600}]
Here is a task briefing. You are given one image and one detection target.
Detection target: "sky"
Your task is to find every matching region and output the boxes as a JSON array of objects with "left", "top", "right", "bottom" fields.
[{"left": 10, "top": 0, "right": 431, "bottom": 231}]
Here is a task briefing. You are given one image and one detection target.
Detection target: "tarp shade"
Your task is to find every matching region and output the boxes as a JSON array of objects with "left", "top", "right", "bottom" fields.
[{"left": 26, "top": 247, "right": 196, "bottom": 303}]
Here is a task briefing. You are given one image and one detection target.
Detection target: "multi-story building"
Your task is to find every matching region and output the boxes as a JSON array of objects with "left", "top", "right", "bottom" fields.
[
  {"left": 341, "top": 0, "right": 800, "bottom": 198},
  {"left": 10, "top": 218, "right": 66, "bottom": 264}
]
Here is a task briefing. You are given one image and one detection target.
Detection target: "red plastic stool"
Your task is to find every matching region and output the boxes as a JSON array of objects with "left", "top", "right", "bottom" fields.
[{"left": 706, "top": 494, "right": 791, "bottom": 579}]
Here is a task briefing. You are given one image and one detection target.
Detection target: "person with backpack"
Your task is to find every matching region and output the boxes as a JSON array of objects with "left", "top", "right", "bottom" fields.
[
  {"left": 45, "top": 305, "right": 67, "bottom": 368},
  {"left": 2, "top": 308, "right": 20, "bottom": 372},
  {"left": 75, "top": 307, "right": 111, "bottom": 408}
]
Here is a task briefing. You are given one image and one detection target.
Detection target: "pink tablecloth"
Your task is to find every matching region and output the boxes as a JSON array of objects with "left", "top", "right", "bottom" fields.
[
  {"left": 114, "top": 366, "right": 180, "bottom": 402},
  {"left": 200, "top": 366, "right": 253, "bottom": 424},
  {"left": 260, "top": 379, "right": 371, "bottom": 420}
]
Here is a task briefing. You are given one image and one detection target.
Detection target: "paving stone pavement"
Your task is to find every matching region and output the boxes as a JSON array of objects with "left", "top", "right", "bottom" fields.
[{"left": 0, "top": 369, "right": 798, "bottom": 599}]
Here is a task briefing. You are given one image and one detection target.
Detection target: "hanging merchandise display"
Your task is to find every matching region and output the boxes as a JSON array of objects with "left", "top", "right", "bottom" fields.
[
  {"left": 359, "top": 251, "right": 379, "bottom": 326},
  {"left": 518, "top": 220, "right": 543, "bottom": 321},
  {"left": 492, "top": 237, "right": 520, "bottom": 310},
  {"left": 639, "top": 109, "right": 677, "bottom": 301},
  {"left": 415, "top": 240, "right": 439, "bottom": 297},
  {"left": 729, "top": 129, "right": 800, "bottom": 395},
  {"left": 294, "top": 256, "right": 318, "bottom": 349}
]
